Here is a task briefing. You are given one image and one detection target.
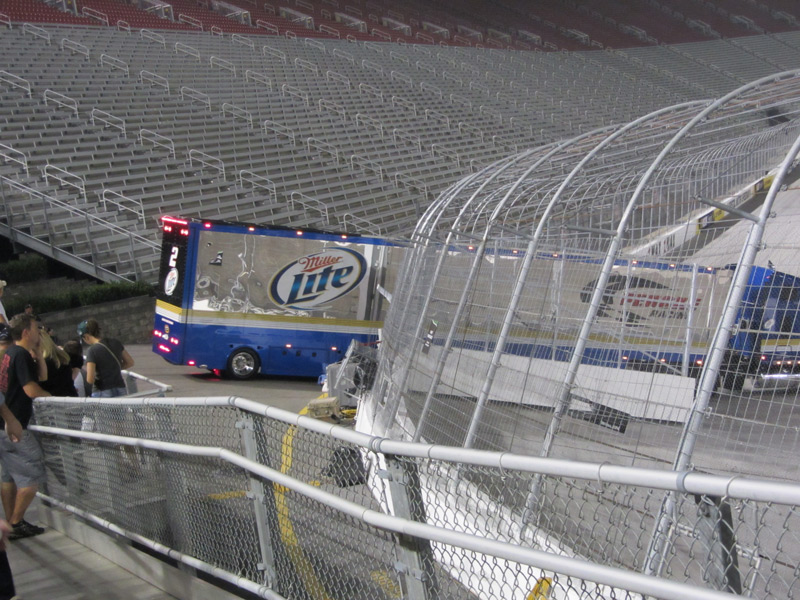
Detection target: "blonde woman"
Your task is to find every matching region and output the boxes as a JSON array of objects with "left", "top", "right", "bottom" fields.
[{"left": 39, "top": 330, "right": 77, "bottom": 397}]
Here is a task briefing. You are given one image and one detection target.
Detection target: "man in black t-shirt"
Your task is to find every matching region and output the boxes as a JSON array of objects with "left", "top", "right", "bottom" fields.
[{"left": 0, "top": 313, "right": 51, "bottom": 540}]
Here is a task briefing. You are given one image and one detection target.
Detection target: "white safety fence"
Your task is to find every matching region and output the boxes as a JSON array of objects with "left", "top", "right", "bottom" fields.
[{"left": 30, "top": 395, "right": 800, "bottom": 600}]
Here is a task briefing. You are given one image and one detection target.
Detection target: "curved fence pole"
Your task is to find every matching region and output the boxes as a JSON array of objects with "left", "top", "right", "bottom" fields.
[
  {"left": 463, "top": 103, "right": 707, "bottom": 450},
  {"left": 538, "top": 69, "right": 800, "bottom": 466},
  {"left": 645, "top": 129, "right": 800, "bottom": 578}
]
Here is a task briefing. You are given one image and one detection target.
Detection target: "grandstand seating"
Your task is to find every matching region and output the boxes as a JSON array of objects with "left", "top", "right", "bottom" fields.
[
  {"left": 79, "top": 0, "right": 195, "bottom": 31},
  {"left": 0, "top": 0, "right": 798, "bottom": 282},
  {"left": 718, "top": 0, "right": 798, "bottom": 33},
  {"left": 4, "top": 0, "right": 796, "bottom": 52},
  {"left": 0, "top": 0, "right": 92, "bottom": 25}
]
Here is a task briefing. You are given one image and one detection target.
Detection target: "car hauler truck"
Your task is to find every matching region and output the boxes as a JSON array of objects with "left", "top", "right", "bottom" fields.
[
  {"left": 152, "top": 216, "right": 401, "bottom": 379},
  {"left": 560, "top": 257, "right": 800, "bottom": 390},
  {"left": 477, "top": 253, "right": 800, "bottom": 398}
]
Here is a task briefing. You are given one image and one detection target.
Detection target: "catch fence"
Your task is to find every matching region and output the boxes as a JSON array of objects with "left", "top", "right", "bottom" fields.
[{"left": 31, "top": 395, "right": 800, "bottom": 600}]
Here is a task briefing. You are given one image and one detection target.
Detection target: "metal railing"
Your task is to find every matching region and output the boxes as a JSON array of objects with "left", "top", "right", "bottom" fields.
[
  {"left": 188, "top": 149, "right": 225, "bottom": 178},
  {"left": 138, "top": 129, "right": 175, "bottom": 158},
  {"left": 43, "top": 164, "right": 86, "bottom": 202},
  {"left": 82, "top": 7, "right": 109, "bottom": 25},
  {"left": 0, "top": 175, "right": 159, "bottom": 282},
  {"left": 101, "top": 189, "right": 145, "bottom": 228},
  {"left": 23, "top": 22, "right": 51, "bottom": 44},
  {"left": 43, "top": 89, "right": 78, "bottom": 116},
  {"left": 341, "top": 212, "right": 383, "bottom": 234},
  {"left": 0, "top": 70, "right": 32, "bottom": 97},
  {"left": 0, "top": 143, "right": 29, "bottom": 174},
  {"left": 91, "top": 108, "right": 127, "bottom": 135},
  {"left": 30, "top": 394, "right": 800, "bottom": 600},
  {"left": 290, "top": 191, "right": 329, "bottom": 226},
  {"left": 237, "top": 170, "right": 276, "bottom": 202}
]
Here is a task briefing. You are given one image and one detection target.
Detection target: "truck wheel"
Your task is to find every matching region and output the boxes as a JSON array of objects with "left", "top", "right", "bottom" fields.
[{"left": 227, "top": 348, "right": 260, "bottom": 380}]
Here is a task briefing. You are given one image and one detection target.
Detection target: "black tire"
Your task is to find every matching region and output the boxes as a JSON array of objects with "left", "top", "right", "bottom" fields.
[{"left": 226, "top": 348, "right": 260, "bottom": 380}]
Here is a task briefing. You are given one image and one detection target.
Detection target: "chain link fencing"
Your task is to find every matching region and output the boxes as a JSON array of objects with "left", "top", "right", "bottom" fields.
[{"left": 30, "top": 396, "right": 800, "bottom": 600}]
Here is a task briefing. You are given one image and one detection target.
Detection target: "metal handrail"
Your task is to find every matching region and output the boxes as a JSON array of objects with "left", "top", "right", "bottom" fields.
[
  {"left": 221, "top": 102, "right": 252, "bottom": 128},
  {"left": 290, "top": 191, "right": 329, "bottom": 225},
  {"left": 262, "top": 120, "right": 296, "bottom": 144},
  {"left": 237, "top": 170, "right": 276, "bottom": 201},
  {"left": 341, "top": 212, "right": 382, "bottom": 234},
  {"left": 0, "top": 70, "right": 32, "bottom": 97},
  {"left": 178, "top": 13, "right": 202, "bottom": 29},
  {"left": 0, "top": 175, "right": 158, "bottom": 282},
  {"left": 82, "top": 7, "right": 109, "bottom": 25},
  {"left": 175, "top": 42, "right": 200, "bottom": 61},
  {"left": 140, "top": 28, "right": 166, "bottom": 46},
  {"left": 0, "top": 175, "right": 158, "bottom": 251},
  {"left": 99, "top": 53, "right": 129, "bottom": 76},
  {"left": 188, "top": 149, "right": 225, "bottom": 178},
  {"left": 102, "top": 189, "right": 145, "bottom": 226},
  {"left": 91, "top": 109, "right": 126, "bottom": 135},
  {"left": 0, "top": 144, "right": 29, "bottom": 174},
  {"left": 43, "top": 164, "right": 86, "bottom": 202},
  {"left": 23, "top": 22, "right": 51, "bottom": 44},
  {"left": 209, "top": 56, "right": 235, "bottom": 75},
  {"left": 138, "top": 129, "right": 175, "bottom": 158},
  {"left": 43, "top": 89, "right": 78, "bottom": 115},
  {"left": 61, "top": 38, "right": 89, "bottom": 58},
  {"left": 244, "top": 70, "right": 272, "bottom": 90},
  {"left": 139, "top": 70, "right": 169, "bottom": 93},
  {"left": 179, "top": 86, "right": 209, "bottom": 108}
]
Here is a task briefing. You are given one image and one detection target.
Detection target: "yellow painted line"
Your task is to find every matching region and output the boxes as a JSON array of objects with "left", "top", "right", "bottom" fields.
[
  {"left": 527, "top": 576, "right": 553, "bottom": 599},
  {"left": 206, "top": 490, "right": 247, "bottom": 501},
  {"left": 370, "top": 570, "right": 402, "bottom": 598},
  {"left": 198, "top": 394, "right": 336, "bottom": 599},
  {"left": 275, "top": 402, "right": 334, "bottom": 600}
]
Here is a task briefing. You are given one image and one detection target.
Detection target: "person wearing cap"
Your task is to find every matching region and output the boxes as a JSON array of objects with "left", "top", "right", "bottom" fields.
[
  {"left": 77, "top": 319, "right": 134, "bottom": 397},
  {"left": 0, "top": 281, "right": 7, "bottom": 325}
]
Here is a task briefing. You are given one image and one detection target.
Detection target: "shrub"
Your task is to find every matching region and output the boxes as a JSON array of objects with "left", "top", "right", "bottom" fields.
[
  {"left": 77, "top": 281, "right": 154, "bottom": 306},
  {"left": 0, "top": 254, "right": 48, "bottom": 284},
  {"left": 3, "top": 281, "right": 155, "bottom": 316}
]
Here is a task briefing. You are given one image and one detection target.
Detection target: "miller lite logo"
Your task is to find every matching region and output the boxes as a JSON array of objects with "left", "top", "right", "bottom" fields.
[{"left": 269, "top": 248, "right": 367, "bottom": 309}]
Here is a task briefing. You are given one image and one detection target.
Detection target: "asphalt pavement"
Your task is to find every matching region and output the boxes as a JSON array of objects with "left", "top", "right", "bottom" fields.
[{"left": 125, "top": 343, "right": 322, "bottom": 413}]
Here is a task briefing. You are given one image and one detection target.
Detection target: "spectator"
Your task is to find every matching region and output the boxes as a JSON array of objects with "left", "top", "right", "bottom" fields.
[
  {"left": 24, "top": 304, "right": 56, "bottom": 344},
  {"left": 0, "top": 384, "right": 23, "bottom": 548},
  {"left": 77, "top": 319, "right": 134, "bottom": 397},
  {"left": 63, "top": 340, "right": 88, "bottom": 397},
  {"left": 40, "top": 331, "right": 77, "bottom": 397},
  {"left": 0, "top": 313, "right": 51, "bottom": 540},
  {"left": 0, "top": 282, "right": 7, "bottom": 325}
]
